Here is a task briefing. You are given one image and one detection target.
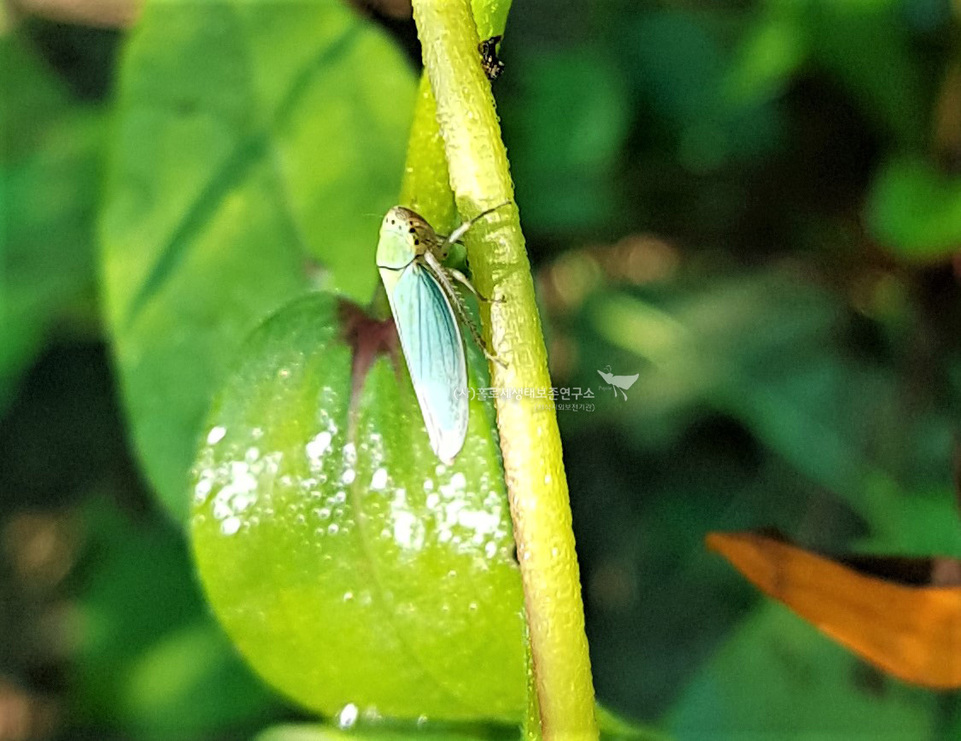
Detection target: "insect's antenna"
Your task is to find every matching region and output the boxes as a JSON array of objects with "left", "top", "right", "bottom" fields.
[{"left": 444, "top": 201, "right": 512, "bottom": 247}]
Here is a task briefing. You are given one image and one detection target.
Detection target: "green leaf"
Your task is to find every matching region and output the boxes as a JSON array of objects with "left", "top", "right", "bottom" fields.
[
  {"left": 806, "top": 0, "right": 926, "bottom": 147},
  {"left": 502, "top": 45, "right": 630, "bottom": 234},
  {"left": 100, "top": 0, "right": 416, "bottom": 520},
  {"left": 584, "top": 270, "right": 960, "bottom": 554},
  {"left": 725, "top": 11, "right": 807, "bottom": 106},
  {"left": 253, "top": 705, "right": 669, "bottom": 741},
  {"left": 70, "top": 498, "right": 283, "bottom": 739},
  {"left": 597, "top": 704, "right": 670, "bottom": 741},
  {"left": 255, "top": 723, "right": 513, "bottom": 741},
  {"left": 729, "top": 0, "right": 927, "bottom": 146},
  {"left": 1, "top": 33, "right": 101, "bottom": 412},
  {"left": 190, "top": 293, "right": 526, "bottom": 722},
  {"left": 666, "top": 602, "right": 940, "bottom": 738},
  {"left": 620, "top": 11, "right": 781, "bottom": 174},
  {"left": 866, "top": 155, "right": 961, "bottom": 260}
]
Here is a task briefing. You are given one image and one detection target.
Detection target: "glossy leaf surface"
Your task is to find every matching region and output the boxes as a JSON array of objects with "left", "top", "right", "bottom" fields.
[{"left": 190, "top": 293, "right": 526, "bottom": 721}]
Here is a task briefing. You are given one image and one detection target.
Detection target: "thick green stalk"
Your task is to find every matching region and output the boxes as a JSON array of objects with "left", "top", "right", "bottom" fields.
[
  {"left": 398, "top": 0, "right": 507, "bottom": 230},
  {"left": 409, "top": 1, "right": 598, "bottom": 737}
]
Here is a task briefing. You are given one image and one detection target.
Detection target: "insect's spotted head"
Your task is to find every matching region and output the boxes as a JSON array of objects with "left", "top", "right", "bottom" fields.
[{"left": 377, "top": 206, "right": 439, "bottom": 268}]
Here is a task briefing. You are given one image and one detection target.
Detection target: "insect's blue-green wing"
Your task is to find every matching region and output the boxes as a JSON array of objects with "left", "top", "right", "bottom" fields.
[{"left": 385, "top": 263, "right": 468, "bottom": 463}]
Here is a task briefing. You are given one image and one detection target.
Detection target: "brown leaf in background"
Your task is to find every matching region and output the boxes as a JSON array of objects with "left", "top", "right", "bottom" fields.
[{"left": 707, "top": 531, "right": 961, "bottom": 689}]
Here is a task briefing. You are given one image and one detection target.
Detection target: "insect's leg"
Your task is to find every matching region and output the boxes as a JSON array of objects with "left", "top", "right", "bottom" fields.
[
  {"left": 457, "top": 300, "right": 507, "bottom": 369},
  {"left": 441, "top": 202, "right": 513, "bottom": 249},
  {"left": 423, "top": 253, "right": 506, "bottom": 368},
  {"left": 425, "top": 249, "right": 503, "bottom": 304},
  {"left": 446, "top": 266, "right": 505, "bottom": 304}
]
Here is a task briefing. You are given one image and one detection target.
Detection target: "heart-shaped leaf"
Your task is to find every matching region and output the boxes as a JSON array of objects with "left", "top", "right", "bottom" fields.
[
  {"left": 190, "top": 293, "right": 526, "bottom": 721},
  {"left": 100, "top": 0, "right": 415, "bottom": 520}
]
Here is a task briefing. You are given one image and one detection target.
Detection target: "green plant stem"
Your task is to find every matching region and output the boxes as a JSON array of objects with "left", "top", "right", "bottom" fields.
[
  {"left": 398, "top": 0, "right": 507, "bottom": 230},
  {"left": 409, "top": 1, "right": 598, "bottom": 737}
]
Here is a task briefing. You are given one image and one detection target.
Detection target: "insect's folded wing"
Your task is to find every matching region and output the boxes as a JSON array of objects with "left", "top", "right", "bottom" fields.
[{"left": 388, "top": 265, "right": 469, "bottom": 463}]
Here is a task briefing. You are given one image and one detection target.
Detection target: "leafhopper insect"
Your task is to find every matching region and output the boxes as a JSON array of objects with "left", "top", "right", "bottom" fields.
[{"left": 376, "top": 204, "right": 506, "bottom": 463}]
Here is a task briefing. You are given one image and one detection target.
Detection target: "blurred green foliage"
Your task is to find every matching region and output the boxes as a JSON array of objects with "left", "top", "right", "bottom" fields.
[
  {"left": 4, "top": 0, "right": 961, "bottom": 738},
  {"left": 1, "top": 33, "right": 100, "bottom": 413}
]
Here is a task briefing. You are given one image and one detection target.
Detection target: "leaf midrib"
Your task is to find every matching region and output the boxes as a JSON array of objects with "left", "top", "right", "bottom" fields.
[{"left": 124, "top": 16, "right": 362, "bottom": 328}]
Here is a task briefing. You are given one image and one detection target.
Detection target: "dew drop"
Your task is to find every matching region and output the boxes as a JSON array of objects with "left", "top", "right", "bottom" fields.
[
  {"left": 221, "top": 517, "right": 241, "bottom": 536},
  {"left": 370, "top": 467, "right": 388, "bottom": 490},
  {"left": 306, "top": 431, "right": 332, "bottom": 461},
  {"left": 193, "top": 478, "right": 212, "bottom": 502},
  {"left": 206, "top": 426, "right": 227, "bottom": 445},
  {"left": 338, "top": 703, "right": 359, "bottom": 729}
]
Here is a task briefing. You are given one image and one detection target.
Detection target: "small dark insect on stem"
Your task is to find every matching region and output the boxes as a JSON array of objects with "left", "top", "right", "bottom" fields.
[{"left": 478, "top": 35, "right": 505, "bottom": 82}]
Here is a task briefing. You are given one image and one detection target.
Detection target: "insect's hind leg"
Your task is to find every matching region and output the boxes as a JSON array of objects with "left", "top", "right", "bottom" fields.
[
  {"left": 446, "top": 266, "right": 504, "bottom": 304},
  {"left": 447, "top": 281, "right": 506, "bottom": 368},
  {"left": 424, "top": 253, "right": 506, "bottom": 368}
]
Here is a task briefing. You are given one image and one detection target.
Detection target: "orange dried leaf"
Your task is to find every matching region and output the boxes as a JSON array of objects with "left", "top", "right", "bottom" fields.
[{"left": 706, "top": 531, "right": 961, "bottom": 689}]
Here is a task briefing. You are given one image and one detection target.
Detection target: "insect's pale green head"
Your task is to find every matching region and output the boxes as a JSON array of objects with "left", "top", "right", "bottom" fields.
[{"left": 376, "top": 206, "right": 439, "bottom": 270}]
